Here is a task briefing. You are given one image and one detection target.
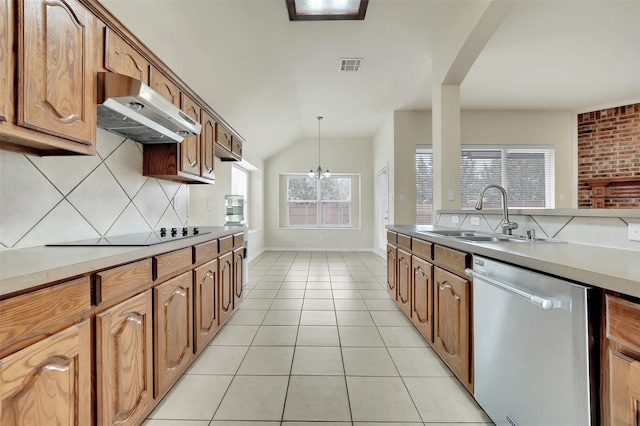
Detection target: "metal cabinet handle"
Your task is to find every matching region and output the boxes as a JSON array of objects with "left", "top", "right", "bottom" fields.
[{"left": 464, "top": 268, "right": 560, "bottom": 310}]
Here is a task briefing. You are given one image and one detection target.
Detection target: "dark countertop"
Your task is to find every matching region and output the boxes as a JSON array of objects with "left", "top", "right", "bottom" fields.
[
  {"left": 0, "top": 226, "right": 244, "bottom": 298},
  {"left": 389, "top": 224, "right": 640, "bottom": 298}
]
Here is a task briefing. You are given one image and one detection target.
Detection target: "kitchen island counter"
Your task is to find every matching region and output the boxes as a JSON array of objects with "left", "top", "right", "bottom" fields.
[{"left": 388, "top": 224, "right": 640, "bottom": 298}]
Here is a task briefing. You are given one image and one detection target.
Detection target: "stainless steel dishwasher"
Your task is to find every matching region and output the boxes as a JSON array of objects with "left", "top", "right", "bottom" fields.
[{"left": 465, "top": 256, "right": 595, "bottom": 426}]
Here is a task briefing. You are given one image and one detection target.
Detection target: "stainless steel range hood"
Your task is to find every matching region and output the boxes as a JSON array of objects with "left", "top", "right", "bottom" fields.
[{"left": 97, "top": 72, "right": 201, "bottom": 143}]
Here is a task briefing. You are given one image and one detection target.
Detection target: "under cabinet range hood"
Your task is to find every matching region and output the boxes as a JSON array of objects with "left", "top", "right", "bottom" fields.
[{"left": 96, "top": 72, "right": 201, "bottom": 143}]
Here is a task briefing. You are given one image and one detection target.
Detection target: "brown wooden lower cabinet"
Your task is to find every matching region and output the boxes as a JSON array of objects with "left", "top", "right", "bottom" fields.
[
  {"left": 387, "top": 244, "right": 397, "bottom": 300},
  {"left": 233, "top": 248, "right": 244, "bottom": 309},
  {"left": 0, "top": 320, "right": 91, "bottom": 426},
  {"left": 194, "top": 259, "right": 220, "bottom": 354},
  {"left": 434, "top": 266, "right": 471, "bottom": 388},
  {"left": 96, "top": 291, "right": 153, "bottom": 426},
  {"left": 608, "top": 350, "right": 640, "bottom": 425},
  {"left": 154, "top": 271, "right": 194, "bottom": 397},
  {"left": 411, "top": 255, "right": 434, "bottom": 342},
  {"left": 602, "top": 293, "right": 640, "bottom": 425},
  {"left": 397, "top": 247, "right": 412, "bottom": 317},
  {"left": 218, "top": 251, "right": 234, "bottom": 327}
]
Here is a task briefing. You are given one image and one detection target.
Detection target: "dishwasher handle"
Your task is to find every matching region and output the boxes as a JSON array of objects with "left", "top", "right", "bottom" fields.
[{"left": 465, "top": 268, "right": 561, "bottom": 310}]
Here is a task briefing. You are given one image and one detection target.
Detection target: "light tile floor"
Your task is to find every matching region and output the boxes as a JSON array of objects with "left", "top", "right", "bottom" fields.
[{"left": 144, "top": 251, "right": 493, "bottom": 426}]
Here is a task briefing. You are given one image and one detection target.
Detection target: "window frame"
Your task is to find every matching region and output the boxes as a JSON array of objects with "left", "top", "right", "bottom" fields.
[
  {"left": 415, "top": 144, "right": 555, "bottom": 221},
  {"left": 285, "top": 174, "right": 354, "bottom": 229}
]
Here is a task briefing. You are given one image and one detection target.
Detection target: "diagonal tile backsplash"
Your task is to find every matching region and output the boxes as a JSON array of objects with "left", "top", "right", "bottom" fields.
[{"left": 0, "top": 128, "right": 188, "bottom": 250}]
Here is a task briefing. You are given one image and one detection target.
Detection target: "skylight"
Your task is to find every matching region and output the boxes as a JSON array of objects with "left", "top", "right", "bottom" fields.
[{"left": 286, "top": 0, "right": 369, "bottom": 21}]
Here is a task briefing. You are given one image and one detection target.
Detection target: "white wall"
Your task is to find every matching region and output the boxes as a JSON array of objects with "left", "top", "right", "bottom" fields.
[{"left": 264, "top": 137, "right": 375, "bottom": 250}]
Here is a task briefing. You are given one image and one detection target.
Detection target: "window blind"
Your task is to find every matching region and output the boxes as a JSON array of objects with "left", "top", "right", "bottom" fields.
[
  {"left": 416, "top": 145, "right": 555, "bottom": 216},
  {"left": 416, "top": 146, "right": 433, "bottom": 224}
]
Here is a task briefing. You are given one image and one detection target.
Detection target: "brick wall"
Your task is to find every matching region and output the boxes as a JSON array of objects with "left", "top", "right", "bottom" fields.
[{"left": 577, "top": 103, "right": 640, "bottom": 208}]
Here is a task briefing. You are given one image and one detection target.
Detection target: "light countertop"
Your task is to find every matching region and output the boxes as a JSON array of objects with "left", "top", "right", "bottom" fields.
[
  {"left": 0, "top": 226, "right": 244, "bottom": 298},
  {"left": 388, "top": 224, "right": 640, "bottom": 298}
]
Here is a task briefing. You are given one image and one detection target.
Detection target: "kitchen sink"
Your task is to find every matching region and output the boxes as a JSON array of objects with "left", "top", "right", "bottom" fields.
[
  {"left": 417, "top": 229, "right": 564, "bottom": 243},
  {"left": 418, "top": 229, "right": 480, "bottom": 237},
  {"left": 455, "top": 235, "right": 564, "bottom": 243}
]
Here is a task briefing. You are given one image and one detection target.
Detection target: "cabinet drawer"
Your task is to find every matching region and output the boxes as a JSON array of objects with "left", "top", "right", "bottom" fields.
[
  {"left": 434, "top": 245, "right": 469, "bottom": 275},
  {"left": 606, "top": 294, "right": 640, "bottom": 352},
  {"left": 0, "top": 276, "right": 91, "bottom": 358},
  {"left": 233, "top": 232, "right": 244, "bottom": 249},
  {"left": 216, "top": 125, "right": 232, "bottom": 151},
  {"left": 219, "top": 235, "right": 233, "bottom": 254},
  {"left": 231, "top": 137, "right": 242, "bottom": 158},
  {"left": 412, "top": 239, "right": 433, "bottom": 261},
  {"left": 387, "top": 231, "right": 397, "bottom": 244},
  {"left": 397, "top": 234, "right": 411, "bottom": 251},
  {"left": 95, "top": 258, "right": 153, "bottom": 306},
  {"left": 194, "top": 239, "right": 219, "bottom": 265},
  {"left": 154, "top": 248, "right": 193, "bottom": 281}
]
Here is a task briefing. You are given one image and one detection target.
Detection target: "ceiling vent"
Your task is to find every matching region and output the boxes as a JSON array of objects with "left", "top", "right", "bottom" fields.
[{"left": 340, "top": 58, "right": 363, "bottom": 71}]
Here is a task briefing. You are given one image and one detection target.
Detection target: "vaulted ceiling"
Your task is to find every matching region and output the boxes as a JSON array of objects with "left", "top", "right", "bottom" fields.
[{"left": 100, "top": 0, "right": 640, "bottom": 163}]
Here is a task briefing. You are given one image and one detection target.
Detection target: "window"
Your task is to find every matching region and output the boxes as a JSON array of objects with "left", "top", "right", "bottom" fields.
[
  {"left": 231, "top": 164, "right": 248, "bottom": 225},
  {"left": 287, "top": 175, "right": 352, "bottom": 228},
  {"left": 415, "top": 145, "right": 555, "bottom": 217},
  {"left": 416, "top": 146, "right": 433, "bottom": 224},
  {"left": 460, "top": 146, "right": 555, "bottom": 209}
]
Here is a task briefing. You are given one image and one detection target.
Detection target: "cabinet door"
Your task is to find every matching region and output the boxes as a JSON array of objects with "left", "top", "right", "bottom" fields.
[
  {"left": 154, "top": 272, "right": 194, "bottom": 397},
  {"left": 150, "top": 67, "right": 180, "bottom": 107},
  {"left": 0, "top": 0, "right": 12, "bottom": 122},
  {"left": 96, "top": 291, "right": 153, "bottom": 426},
  {"left": 411, "top": 255, "right": 433, "bottom": 342},
  {"left": 180, "top": 94, "right": 201, "bottom": 177},
  {"left": 19, "top": 0, "right": 96, "bottom": 145},
  {"left": 200, "top": 111, "right": 216, "bottom": 181},
  {"left": 194, "top": 259, "right": 220, "bottom": 353},
  {"left": 387, "top": 244, "right": 397, "bottom": 300},
  {"left": 608, "top": 350, "right": 640, "bottom": 425},
  {"left": 216, "top": 124, "right": 232, "bottom": 151},
  {"left": 218, "top": 251, "right": 233, "bottom": 327},
  {"left": 434, "top": 267, "right": 470, "bottom": 384},
  {"left": 104, "top": 28, "right": 149, "bottom": 83},
  {"left": 0, "top": 320, "right": 90, "bottom": 426},
  {"left": 397, "top": 248, "right": 412, "bottom": 317},
  {"left": 233, "top": 248, "right": 244, "bottom": 309}
]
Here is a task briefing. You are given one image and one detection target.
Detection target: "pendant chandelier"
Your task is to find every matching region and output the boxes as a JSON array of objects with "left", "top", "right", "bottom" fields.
[{"left": 309, "top": 116, "right": 331, "bottom": 179}]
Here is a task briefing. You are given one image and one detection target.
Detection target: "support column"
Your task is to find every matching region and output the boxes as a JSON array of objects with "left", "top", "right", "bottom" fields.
[
  {"left": 430, "top": 0, "right": 512, "bottom": 212},
  {"left": 432, "top": 85, "right": 461, "bottom": 210}
]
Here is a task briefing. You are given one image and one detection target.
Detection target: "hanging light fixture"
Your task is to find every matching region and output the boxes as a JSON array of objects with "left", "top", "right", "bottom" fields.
[{"left": 308, "top": 116, "right": 331, "bottom": 179}]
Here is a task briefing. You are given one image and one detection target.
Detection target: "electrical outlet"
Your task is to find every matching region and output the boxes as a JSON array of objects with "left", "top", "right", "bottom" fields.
[
  {"left": 320, "top": 234, "right": 324, "bottom": 241},
  {"left": 629, "top": 223, "right": 640, "bottom": 241},
  {"left": 451, "top": 215, "right": 459, "bottom": 224},
  {"left": 471, "top": 216, "right": 480, "bottom": 226},
  {"left": 207, "top": 200, "right": 214, "bottom": 211},
  {"left": 448, "top": 190, "right": 455, "bottom": 201}
]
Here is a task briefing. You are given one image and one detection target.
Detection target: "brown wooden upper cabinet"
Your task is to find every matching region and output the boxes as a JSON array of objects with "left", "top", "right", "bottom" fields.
[
  {"left": 201, "top": 110, "right": 217, "bottom": 181},
  {"left": 150, "top": 67, "right": 181, "bottom": 107},
  {"left": 104, "top": 28, "right": 149, "bottom": 83},
  {"left": 11, "top": 0, "right": 98, "bottom": 153},
  {"left": 180, "top": 94, "right": 202, "bottom": 177},
  {"left": 215, "top": 122, "right": 241, "bottom": 161}
]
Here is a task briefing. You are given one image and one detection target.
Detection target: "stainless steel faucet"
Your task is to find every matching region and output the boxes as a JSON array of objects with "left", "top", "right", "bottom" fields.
[{"left": 474, "top": 184, "right": 519, "bottom": 235}]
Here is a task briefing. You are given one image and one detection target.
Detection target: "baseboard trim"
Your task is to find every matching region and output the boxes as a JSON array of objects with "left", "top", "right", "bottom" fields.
[{"left": 263, "top": 247, "right": 377, "bottom": 253}]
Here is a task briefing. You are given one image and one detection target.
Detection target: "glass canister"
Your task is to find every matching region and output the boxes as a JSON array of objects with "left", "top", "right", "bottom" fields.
[{"left": 225, "top": 195, "right": 245, "bottom": 224}]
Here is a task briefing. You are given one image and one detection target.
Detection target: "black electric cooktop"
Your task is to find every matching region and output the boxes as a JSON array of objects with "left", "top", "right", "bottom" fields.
[{"left": 46, "top": 227, "right": 210, "bottom": 247}]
